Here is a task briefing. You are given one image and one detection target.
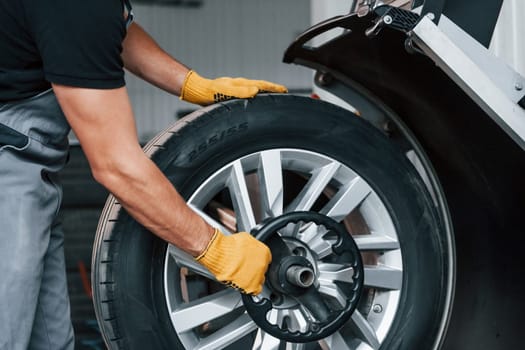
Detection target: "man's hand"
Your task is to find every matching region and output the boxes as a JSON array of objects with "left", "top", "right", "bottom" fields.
[
  {"left": 196, "top": 229, "right": 272, "bottom": 295},
  {"left": 180, "top": 70, "right": 288, "bottom": 106}
]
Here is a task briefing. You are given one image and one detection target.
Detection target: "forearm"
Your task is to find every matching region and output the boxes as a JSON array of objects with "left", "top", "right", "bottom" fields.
[
  {"left": 98, "top": 150, "right": 213, "bottom": 256},
  {"left": 122, "top": 22, "right": 189, "bottom": 95},
  {"left": 52, "top": 84, "right": 213, "bottom": 256}
]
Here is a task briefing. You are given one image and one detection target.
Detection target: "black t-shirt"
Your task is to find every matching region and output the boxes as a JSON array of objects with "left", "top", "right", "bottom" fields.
[{"left": 0, "top": 0, "right": 128, "bottom": 102}]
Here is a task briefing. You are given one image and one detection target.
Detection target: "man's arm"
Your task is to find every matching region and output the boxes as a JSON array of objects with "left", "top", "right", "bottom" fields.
[
  {"left": 52, "top": 22, "right": 279, "bottom": 294},
  {"left": 53, "top": 84, "right": 271, "bottom": 294},
  {"left": 122, "top": 23, "right": 189, "bottom": 96},
  {"left": 121, "top": 22, "right": 287, "bottom": 106},
  {"left": 53, "top": 85, "right": 213, "bottom": 255}
]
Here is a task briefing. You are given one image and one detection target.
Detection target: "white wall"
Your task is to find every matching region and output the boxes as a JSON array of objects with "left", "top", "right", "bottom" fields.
[
  {"left": 310, "top": 1, "right": 351, "bottom": 24},
  {"left": 127, "top": 1, "right": 312, "bottom": 141},
  {"left": 490, "top": 0, "right": 525, "bottom": 77},
  {"left": 309, "top": 1, "right": 354, "bottom": 109}
]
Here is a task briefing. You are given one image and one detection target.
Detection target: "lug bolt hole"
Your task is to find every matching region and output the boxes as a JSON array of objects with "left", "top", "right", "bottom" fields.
[
  {"left": 292, "top": 247, "right": 307, "bottom": 257},
  {"left": 372, "top": 304, "right": 383, "bottom": 313}
]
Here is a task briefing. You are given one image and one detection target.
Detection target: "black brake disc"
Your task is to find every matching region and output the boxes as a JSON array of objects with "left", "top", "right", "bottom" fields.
[{"left": 242, "top": 211, "right": 364, "bottom": 343}]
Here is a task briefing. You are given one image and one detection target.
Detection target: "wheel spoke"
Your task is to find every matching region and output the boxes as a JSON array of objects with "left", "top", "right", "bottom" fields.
[
  {"left": 364, "top": 265, "right": 403, "bottom": 290},
  {"left": 252, "top": 329, "right": 281, "bottom": 350},
  {"left": 350, "top": 311, "right": 380, "bottom": 349},
  {"left": 278, "top": 221, "right": 303, "bottom": 238},
  {"left": 265, "top": 307, "right": 309, "bottom": 334},
  {"left": 167, "top": 244, "right": 214, "bottom": 279},
  {"left": 228, "top": 160, "right": 256, "bottom": 232},
  {"left": 195, "top": 313, "right": 258, "bottom": 350},
  {"left": 258, "top": 150, "right": 284, "bottom": 218},
  {"left": 319, "top": 331, "right": 352, "bottom": 350},
  {"left": 188, "top": 204, "right": 233, "bottom": 235},
  {"left": 295, "top": 224, "right": 325, "bottom": 243},
  {"left": 318, "top": 262, "right": 355, "bottom": 283},
  {"left": 353, "top": 234, "right": 399, "bottom": 251},
  {"left": 318, "top": 281, "right": 348, "bottom": 307},
  {"left": 305, "top": 232, "right": 335, "bottom": 259},
  {"left": 285, "top": 162, "right": 340, "bottom": 212},
  {"left": 282, "top": 309, "right": 309, "bottom": 332},
  {"left": 170, "top": 289, "right": 242, "bottom": 333},
  {"left": 320, "top": 176, "right": 372, "bottom": 222},
  {"left": 252, "top": 330, "right": 308, "bottom": 350}
]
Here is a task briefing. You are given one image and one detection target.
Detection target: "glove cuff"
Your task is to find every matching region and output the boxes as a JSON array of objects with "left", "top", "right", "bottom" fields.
[
  {"left": 194, "top": 228, "right": 230, "bottom": 276},
  {"left": 180, "top": 70, "right": 211, "bottom": 105},
  {"left": 195, "top": 227, "right": 220, "bottom": 260}
]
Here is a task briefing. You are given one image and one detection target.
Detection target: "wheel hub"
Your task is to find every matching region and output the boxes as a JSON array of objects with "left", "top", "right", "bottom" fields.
[
  {"left": 242, "top": 211, "right": 364, "bottom": 343},
  {"left": 281, "top": 257, "right": 315, "bottom": 289}
]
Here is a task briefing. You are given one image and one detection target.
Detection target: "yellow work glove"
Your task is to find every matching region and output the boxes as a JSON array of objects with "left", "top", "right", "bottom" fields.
[
  {"left": 195, "top": 229, "right": 272, "bottom": 295},
  {"left": 180, "top": 70, "right": 288, "bottom": 106}
]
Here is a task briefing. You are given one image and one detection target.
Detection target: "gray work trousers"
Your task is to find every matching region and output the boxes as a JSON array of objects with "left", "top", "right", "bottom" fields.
[{"left": 0, "top": 90, "right": 74, "bottom": 350}]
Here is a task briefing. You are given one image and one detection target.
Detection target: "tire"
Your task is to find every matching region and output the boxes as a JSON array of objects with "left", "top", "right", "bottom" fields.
[{"left": 92, "top": 95, "right": 454, "bottom": 350}]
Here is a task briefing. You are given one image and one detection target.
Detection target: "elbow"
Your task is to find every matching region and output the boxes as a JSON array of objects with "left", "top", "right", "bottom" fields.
[
  {"left": 90, "top": 157, "right": 140, "bottom": 192},
  {"left": 87, "top": 146, "right": 150, "bottom": 195},
  {"left": 91, "top": 164, "right": 122, "bottom": 191}
]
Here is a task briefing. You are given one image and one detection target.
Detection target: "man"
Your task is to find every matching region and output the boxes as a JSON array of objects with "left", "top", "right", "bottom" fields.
[{"left": 0, "top": 0, "right": 286, "bottom": 348}]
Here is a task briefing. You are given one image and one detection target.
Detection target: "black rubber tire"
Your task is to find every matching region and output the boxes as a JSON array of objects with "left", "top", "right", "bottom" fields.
[{"left": 92, "top": 95, "right": 452, "bottom": 349}]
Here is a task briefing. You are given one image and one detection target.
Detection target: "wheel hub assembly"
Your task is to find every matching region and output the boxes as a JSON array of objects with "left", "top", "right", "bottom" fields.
[{"left": 242, "top": 211, "right": 365, "bottom": 343}]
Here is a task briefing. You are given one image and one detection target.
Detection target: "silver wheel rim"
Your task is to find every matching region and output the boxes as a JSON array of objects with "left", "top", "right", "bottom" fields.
[{"left": 164, "top": 148, "right": 403, "bottom": 350}]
